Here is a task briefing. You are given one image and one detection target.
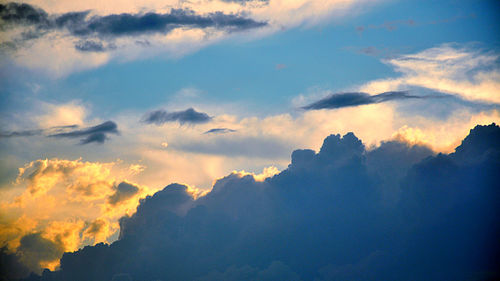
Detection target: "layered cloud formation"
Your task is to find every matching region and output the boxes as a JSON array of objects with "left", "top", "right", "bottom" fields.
[
  {"left": 0, "top": 0, "right": 372, "bottom": 76},
  {"left": 3, "top": 123, "right": 497, "bottom": 280},
  {"left": 0, "top": 121, "right": 119, "bottom": 144}
]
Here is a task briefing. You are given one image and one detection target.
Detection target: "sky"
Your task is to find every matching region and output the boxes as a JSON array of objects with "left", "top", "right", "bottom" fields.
[{"left": 0, "top": 0, "right": 499, "bottom": 280}]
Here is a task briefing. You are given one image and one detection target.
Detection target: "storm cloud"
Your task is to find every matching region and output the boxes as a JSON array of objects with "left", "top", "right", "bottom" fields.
[
  {"left": 302, "top": 91, "right": 423, "bottom": 110},
  {"left": 0, "top": 2, "right": 267, "bottom": 51},
  {"left": 49, "top": 121, "right": 119, "bottom": 144},
  {"left": 19, "top": 123, "right": 499, "bottom": 281},
  {"left": 142, "top": 108, "right": 212, "bottom": 125}
]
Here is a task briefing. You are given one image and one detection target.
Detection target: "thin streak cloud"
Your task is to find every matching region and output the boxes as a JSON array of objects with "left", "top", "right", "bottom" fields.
[{"left": 302, "top": 91, "right": 429, "bottom": 110}]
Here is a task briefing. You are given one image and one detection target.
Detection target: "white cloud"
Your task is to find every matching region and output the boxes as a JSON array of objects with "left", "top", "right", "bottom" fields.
[
  {"left": 2, "top": 0, "right": 380, "bottom": 77},
  {"left": 360, "top": 44, "right": 500, "bottom": 103}
]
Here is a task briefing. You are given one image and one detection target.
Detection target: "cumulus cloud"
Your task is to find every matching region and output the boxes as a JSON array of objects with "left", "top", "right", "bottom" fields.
[
  {"left": 142, "top": 108, "right": 212, "bottom": 125},
  {"left": 0, "top": 157, "right": 148, "bottom": 276},
  {"left": 301, "top": 91, "right": 426, "bottom": 110},
  {"left": 25, "top": 123, "right": 500, "bottom": 281}
]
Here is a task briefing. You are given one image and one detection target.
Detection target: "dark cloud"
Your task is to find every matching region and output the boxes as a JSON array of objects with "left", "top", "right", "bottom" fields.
[
  {"left": 108, "top": 182, "right": 140, "bottom": 205},
  {"left": 0, "top": 129, "right": 43, "bottom": 138},
  {"left": 74, "top": 40, "right": 108, "bottom": 52},
  {"left": 0, "top": 125, "right": 78, "bottom": 139},
  {"left": 15, "top": 233, "right": 64, "bottom": 275},
  {"left": 26, "top": 123, "right": 499, "bottom": 281},
  {"left": 0, "top": 247, "right": 30, "bottom": 280},
  {"left": 0, "top": 2, "right": 50, "bottom": 28},
  {"left": 203, "top": 128, "right": 237, "bottom": 134},
  {"left": 302, "top": 91, "right": 425, "bottom": 110},
  {"left": 49, "top": 121, "right": 119, "bottom": 144},
  {"left": 0, "top": 2, "right": 267, "bottom": 52},
  {"left": 142, "top": 108, "right": 212, "bottom": 125}
]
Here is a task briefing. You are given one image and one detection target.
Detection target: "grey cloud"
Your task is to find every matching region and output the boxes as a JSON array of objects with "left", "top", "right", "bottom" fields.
[
  {"left": 0, "top": 124, "right": 78, "bottom": 139},
  {"left": 16, "top": 233, "right": 64, "bottom": 275},
  {"left": 204, "top": 128, "right": 237, "bottom": 134},
  {"left": 49, "top": 121, "right": 119, "bottom": 144},
  {"left": 302, "top": 91, "right": 424, "bottom": 110},
  {"left": 12, "top": 123, "right": 500, "bottom": 281},
  {"left": 0, "top": 2, "right": 267, "bottom": 52},
  {"left": 108, "top": 182, "right": 140, "bottom": 205},
  {"left": 74, "top": 40, "right": 114, "bottom": 52},
  {"left": 0, "top": 129, "right": 43, "bottom": 138},
  {"left": 142, "top": 108, "right": 212, "bottom": 125}
]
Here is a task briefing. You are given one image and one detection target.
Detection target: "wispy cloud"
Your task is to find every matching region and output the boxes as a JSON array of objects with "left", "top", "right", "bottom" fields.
[
  {"left": 204, "top": 128, "right": 237, "bottom": 135},
  {"left": 302, "top": 91, "right": 426, "bottom": 110},
  {"left": 49, "top": 121, "right": 119, "bottom": 144},
  {"left": 0, "top": 2, "right": 267, "bottom": 52},
  {"left": 142, "top": 108, "right": 212, "bottom": 125}
]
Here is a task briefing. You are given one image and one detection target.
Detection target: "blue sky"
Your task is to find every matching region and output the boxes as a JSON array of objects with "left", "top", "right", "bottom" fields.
[{"left": 3, "top": 0, "right": 498, "bottom": 117}]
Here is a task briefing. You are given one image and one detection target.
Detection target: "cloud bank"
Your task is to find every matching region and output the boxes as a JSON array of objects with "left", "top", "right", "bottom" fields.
[{"left": 7, "top": 123, "right": 497, "bottom": 281}]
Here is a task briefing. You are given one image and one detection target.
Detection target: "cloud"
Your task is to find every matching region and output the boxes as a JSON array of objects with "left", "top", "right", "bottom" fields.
[
  {"left": 28, "top": 123, "right": 500, "bottom": 281},
  {"left": 15, "top": 232, "right": 65, "bottom": 274},
  {"left": 74, "top": 40, "right": 114, "bottom": 52},
  {"left": 0, "top": 2, "right": 267, "bottom": 48},
  {"left": 204, "top": 128, "right": 237, "bottom": 134},
  {"left": 107, "top": 182, "right": 140, "bottom": 206},
  {"left": 301, "top": 91, "right": 426, "bottom": 110},
  {"left": 0, "top": 0, "right": 377, "bottom": 76},
  {"left": 360, "top": 44, "right": 500, "bottom": 103},
  {"left": 0, "top": 125, "right": 76, "bottom": 139},
  {"left": 142, "top": 108, "right": 212, "bottom": 125},
  {"left": 49, "top": 121, "right": 119, "bottom": 144},
  {"left": 0, "top": 157, "right": 149, "bottom": 276}
]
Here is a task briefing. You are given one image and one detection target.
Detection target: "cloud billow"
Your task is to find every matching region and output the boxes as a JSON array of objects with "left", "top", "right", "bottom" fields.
[
  {"left": 302, "top": 91, "right": 422, "bottom": 110},
  {"left": 142, "top": 108, "right": 212, "bottom": 125},
  {"left": 26, "top": 123, "right": 500, "bottom": 281}
]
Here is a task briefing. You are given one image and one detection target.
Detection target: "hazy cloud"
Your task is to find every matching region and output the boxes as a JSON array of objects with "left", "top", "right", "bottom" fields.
[{"left": 142, "top": 108, "right": 212, "bottom": 125}]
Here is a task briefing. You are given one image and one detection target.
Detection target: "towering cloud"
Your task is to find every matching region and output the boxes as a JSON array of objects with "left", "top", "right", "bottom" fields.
[{"left": 13, "top": 123, "right": 498, "bottom": 281}]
